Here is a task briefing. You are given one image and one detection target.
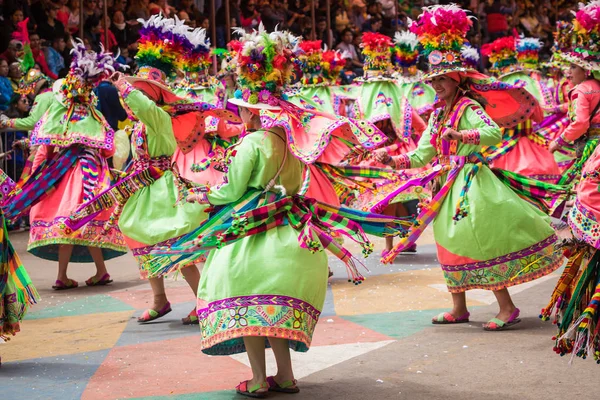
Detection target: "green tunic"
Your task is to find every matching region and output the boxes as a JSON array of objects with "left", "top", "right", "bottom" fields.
[
  {"left": 7, "top": 91, "right": 54, "bottom": 130},
  {"left": 288, "top": 86, "right": 336, "bottom": 115},
  {"left": 116, "top": 87, "right": 209, "bottom": 272},
  {"left": 197, "top": 128, "right": 328, "bottom": 355},
  {"left": 405, "top": 101, "right": 562, "bottom": 292}
]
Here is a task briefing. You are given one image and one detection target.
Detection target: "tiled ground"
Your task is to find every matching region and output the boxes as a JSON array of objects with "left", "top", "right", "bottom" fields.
[{"left": 0, "top": 230, "right": 567, "bottom": 399}]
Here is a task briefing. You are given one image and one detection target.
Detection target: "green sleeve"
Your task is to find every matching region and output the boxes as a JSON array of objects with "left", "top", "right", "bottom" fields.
[
  {"left": 207, "top": 136, "right": 257, "bottom": 205},
  {"left": 115, "top": 80, "right": 171, "bottom": 136},
  {"left": 407, "top": 119, "right": 437, "bottom": 168},
  {"left": 10, "top": 93, "right": 52, "bottom": 130},
  {"left": 461, "top": 105, "right": 502, "bottom": 146}
]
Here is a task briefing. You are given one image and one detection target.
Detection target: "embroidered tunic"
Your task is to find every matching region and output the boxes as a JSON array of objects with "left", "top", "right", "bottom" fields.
[
  {"left": 197, "top": 128, "right": 328, "bottom": 355},
  {"left": 390, "top": 98, "right": 563, "bottom": 292}
]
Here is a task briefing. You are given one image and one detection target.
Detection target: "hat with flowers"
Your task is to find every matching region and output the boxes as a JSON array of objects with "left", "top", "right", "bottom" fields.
[
  {"left": 562, "top": 1, "right": 600, "bottom": 71},
  {"left": 230, "top": 23, "right": 300, "bottom": 110},
  {"left": 410, "top": 4, "right": 476, "bottom": 79},
  {"left": 360, "top": 32, "right": 393, "bottom": 80},
  {"left": 481, "top": 36, "right": 520, "bottom": 76},
  {"left": 297, "top": 40, "right": 345, "bottom": 86}
]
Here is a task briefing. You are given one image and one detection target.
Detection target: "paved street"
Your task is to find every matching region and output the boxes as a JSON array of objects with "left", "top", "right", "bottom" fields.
[{"left": 1, "top": 229, "right": 596, "bottom": 400}]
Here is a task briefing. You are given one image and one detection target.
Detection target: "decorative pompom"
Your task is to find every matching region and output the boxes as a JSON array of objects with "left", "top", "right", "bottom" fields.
[
  {"left": 410, "top": 4, "right": 473, "bottom": 56},
  {"left": 392, "top": 31, "right": 420, "bottom": 68}
]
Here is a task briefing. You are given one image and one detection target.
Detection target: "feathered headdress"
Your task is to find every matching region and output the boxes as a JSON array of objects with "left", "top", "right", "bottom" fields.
[
  {"left": 410, "top": 4, "right": 474, "bottom": 78},
  {"left": 178, "top": 27, "right": 211, "bottom": 75},
  {"left": 481, "top": 36, "right": 519, "bottom": 76},
  {"left": 516, "top": 37, "right": 542, "bottom": 70},
  {"left": 13, "top": 18, "right": 51, "bottom": 96},
  {"left": 296, "top": 40, "right": 344, "bottom": 86},
  {"left": 563, "top": 0, "right": 600, "bottom": 71},
  {"left": 391, "top": 31, "right": 420, "bottom": 72},
  {"left": 56, "top": 39, "right": 119, "bottom": 106},
  {"left": 461, "top": 45, "right": 480, "bottom": 70},
  {"left": 360, "top": 32, "right": 393, "bottom": 75},
  {"left": 135, "top": 14, "right": 180, "bottom": 79},
  {"left": 216, "top": 40, "right": 243, "bottom": 78},
  {"left": 231, "top": 23, "right": 301, "bottom": 108}
]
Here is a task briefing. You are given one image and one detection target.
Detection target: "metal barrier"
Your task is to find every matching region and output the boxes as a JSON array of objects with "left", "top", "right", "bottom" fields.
[{"left": 0, "top": 128, "right": 28, "bottom": 183}]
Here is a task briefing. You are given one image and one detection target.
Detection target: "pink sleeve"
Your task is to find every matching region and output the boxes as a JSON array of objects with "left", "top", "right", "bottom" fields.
[
  {"left": 562, "top": 88, "right": 592, "bottom": 143},
  {"left": 32, "top": 145, "right": 50, "bottom": 170},
  {"left": 217, "top": 121, "right": 243, "bottom": 139},
  {"left": 411, "top": 109, "right": 427, "bottom": 136}
]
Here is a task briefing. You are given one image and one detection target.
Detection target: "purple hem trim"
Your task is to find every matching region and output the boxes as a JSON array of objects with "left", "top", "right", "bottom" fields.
[
  {"left": 198, "top": 295, "right": 321, "bottom": 321},
  {"left": 441, "top": 235, "right": 558, "bottom": 272}
]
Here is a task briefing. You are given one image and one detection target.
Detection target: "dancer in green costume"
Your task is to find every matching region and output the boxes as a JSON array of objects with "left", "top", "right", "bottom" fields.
[{"left": 376, "top": 5, "right": 563, "bottom": 331}]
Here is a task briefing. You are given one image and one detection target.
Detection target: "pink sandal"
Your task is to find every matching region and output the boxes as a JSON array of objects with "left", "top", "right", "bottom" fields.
[
  {"left": 267, "top": 376, "right": 300, "bottom": 393},
  {"left": 484, "top": 308, "right": 521, "bottom": 331},
  {"left": 85, "top": 273, "right": 113, "bottom": 287},
  {"left": 52, "top": 279, "right": 79, "bottom": 290},
  {"left": 432, "top": 311, "right": 470, "bottom": 324},
  {"left": 137, "top": 302, "right": 172, "bottom": 323},
  {"left": 236, "top": 380, "right": 268, "bottom": 398},
  {"left": 182, "top": 308, "right": 199, "bottom": 325}
]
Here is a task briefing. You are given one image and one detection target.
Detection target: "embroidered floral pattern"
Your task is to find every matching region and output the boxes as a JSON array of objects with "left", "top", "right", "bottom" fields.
[
  {"left": 375, "top": 92, "right": 393, "bottom": 107},
  {"left": 441, "top": 235, "right": 563, "bottom": 292},
  {"left": 28, "top": 217, "right": 126, "bottom": 262},
  {"left": 393, "top": 154, "right": 411, "bottom": 169},
  {"left": 569, "top": 200, "right": 600, "bottom": 248},
  {"left": 197, "top": 295, "right": 321, "bottom": 356},
  {"left": 461, "top": 129, "right": 480, "bottom": 145}
]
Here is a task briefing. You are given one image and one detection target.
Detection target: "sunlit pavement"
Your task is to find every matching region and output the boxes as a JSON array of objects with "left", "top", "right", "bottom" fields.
[{"left": 1, "top": 229, "right": 597, "bottom": 400}]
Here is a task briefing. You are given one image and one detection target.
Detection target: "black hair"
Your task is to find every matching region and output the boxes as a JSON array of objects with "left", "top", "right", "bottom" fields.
[{"left": 85, "top": 15, "right": 101, "bottom": 32}]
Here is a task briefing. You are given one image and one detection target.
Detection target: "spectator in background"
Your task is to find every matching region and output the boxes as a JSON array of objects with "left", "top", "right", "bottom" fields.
[
  {"left": 379, "top": 0, "right": 395, "bottom": 18},
  {"left": 198, "top": 14, "right": 210, "bottom": 30},
  {"left": 84, "top": 15, "right": 103, "bottom": 53},
  {"left": 45, "top": 34, "right": 66, "bottom": 78},
  {"left": 56, "top": 0, "right": 71, "bottom": 27},
  {"left": 216, "top": 0, "right": 240, "bottom": 47},
  {"left": 83, "top": 0, "right": 102, "bottom": 19},
  {"left": 240, "top": 0, "right": 261, "bottom": 33},
  {"left": 112, "top": 11, "right": 133, "bottom": 48},
  {"left": 37, "top": 4, "right": 67, "bottom": 43},
  {"left": 260, "top": 0, "right": 294, "bottom": 32},
  {"left": 519, "top": 7, "right": 542, "bottom": 37},
  {"left": 0, "top": 59, "right": 14, "bottom": 111},
  {"left": 127, "top": 0, "right": 151, "bottom": 20},
  {"left": 0, "top": 8, "right": 24, "bottom": 53},
  {"left": 0, "top": 41, "right": 22, "bottom": 65},
  {"left": 7, "top": 62, "right": 22, "bottom": 93},
  {"left": 336, "top": 28, "right": 362, "bottom": 75},
  {"left": 30, "top": 32, "right": 58, "bottom": 80},
  {"left": 100, "top": 15, "right": 119, "bottom": 50},
  {"left": 110, "top": 0, "right": 128, "bottom": 15},
  {"left": 315, "top": 16, "right": 334, "bottom": 47},
  {"left": 349, "top": 0, "right": 367, "bottom": 30},
  {"left": 177, "top": 10, "right": 195, "bottom": 27},
  {"left": 67, "top": 0, "right": 81, "bottom": 35},
  {"left": 484, "top": 0, "right": 515, "bottom": 40},
  {"left": 149, "top": 0, "right": 176, "bottom": 16},
  {"left": 362, "top": 16, "right": 382, "bottom": 32},
  {"left": 178, "top": 0, "right": 202, "bottom": 23},
  {"left": 366, "top": 1, "right": 384, "bottom": 20},
  {"left": 335, "top": 6, "right": 351, "bottom": 33}
]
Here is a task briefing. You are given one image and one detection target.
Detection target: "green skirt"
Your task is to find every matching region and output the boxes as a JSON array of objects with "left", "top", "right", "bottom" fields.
[{"left": 197, "top": 224, "right": 328, "bottom": 355}]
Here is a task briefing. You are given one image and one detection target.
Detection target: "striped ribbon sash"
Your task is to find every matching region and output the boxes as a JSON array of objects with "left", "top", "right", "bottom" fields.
[
  {"left": 1, "top": 146, "right": 82, "bottom": 222},
  {"left": 558, "top": 137, "right": 599, "bottom": 186},
  {"left": 149, "top": 193, "right": 411, "bottom": 283},
  {"left": 66, "top": 155, "right": 172, "bottom": 232}
]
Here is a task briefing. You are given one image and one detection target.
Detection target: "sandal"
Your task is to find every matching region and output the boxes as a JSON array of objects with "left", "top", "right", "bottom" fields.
[
  {"left": 267, "top": 376, "right": 300, "bottom": 394},
  {"left": 236, "top": 380, "right": 268, "bottom": 398},
  {"left": 85, "top": 273, "right": 113, "bottom": 287},
  {"left": 484, "top": 308, "right": 521, "bottom": 331},
  {"left": 137, "top": 302, "right": 172, "bottom": 323},
  {"left": 52, "top": 279, "right": 79, "bottom": 291},
  {"left": 381, "top": 249, "right": 391, "bottom": 258},
  {"left": 182, "top": 308, "right": 199, "bottom": 325},
  {"left": 431, "top": 311, "right": 470, "bottom": 324}
]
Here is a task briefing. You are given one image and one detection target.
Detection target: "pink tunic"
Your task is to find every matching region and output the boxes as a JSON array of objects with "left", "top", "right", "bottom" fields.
[
  {"left": 28, "top": 145, "right": 127, "bottom": 261},
  {"left": 559, "top": 79, "right": 600, "bottom": 143},
  {"left": 569, "top": 143, "right": 600, "bottom": 249}
]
